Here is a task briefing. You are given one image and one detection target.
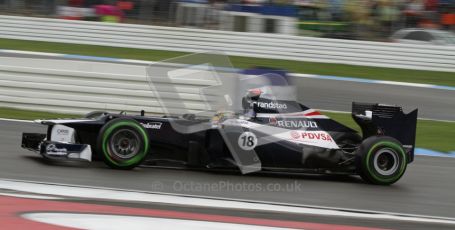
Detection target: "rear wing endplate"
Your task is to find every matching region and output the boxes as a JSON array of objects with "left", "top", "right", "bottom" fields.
[{"left": 352, "top": 102, "right": 418, "bottom": 162}]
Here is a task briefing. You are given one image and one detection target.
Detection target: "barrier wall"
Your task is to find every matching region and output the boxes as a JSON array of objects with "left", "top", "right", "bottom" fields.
[
  {"left": 0, "top": 56, "right": 216, "bottom": 115},
  {"left": 0, "top": 15, "right": 454, "bottom": 72}
]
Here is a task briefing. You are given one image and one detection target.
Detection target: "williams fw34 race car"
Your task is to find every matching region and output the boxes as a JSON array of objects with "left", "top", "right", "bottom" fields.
[{"left": 21, "top": 89, "right": 418, "bottom": 185}]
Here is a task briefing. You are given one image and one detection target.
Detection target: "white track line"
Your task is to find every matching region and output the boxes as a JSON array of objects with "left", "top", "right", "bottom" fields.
[
  {"left": 23, "top": 213, "right": 292, "bottom": 230},
  {"left": 0, "top": 192, "right": 61, "bottom": 200},
  {"left": 1, "top": 178, "right": 455, "bottom": 225},
  {"left": 0, "top": 49, "right": 64, "bottom": 57},
  {"left": 2, "top": 49, "right": 454, "bottom": 91},
  {"left": 0, "top": 118, "right": 34, "bottom": 123},
  {"left": 1, "top": 110, "right": 453, "bottom": 124},
  {"left": 318, "top": 110, "right": 455, "bottom": 123},
  {"left": 290, "top": 73, "right": 455, "bottom": 91}
]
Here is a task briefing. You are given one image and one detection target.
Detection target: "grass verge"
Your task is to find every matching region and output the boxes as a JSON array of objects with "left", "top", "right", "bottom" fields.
[
  {"left": 0, "top": 107, "right": 453, "bottom": 152},
  {"left": 0, "top": 107, "right": 78, "bottom": 120},
  {"left": 1, "top": 38, "right": 454, "bottom": 86}
]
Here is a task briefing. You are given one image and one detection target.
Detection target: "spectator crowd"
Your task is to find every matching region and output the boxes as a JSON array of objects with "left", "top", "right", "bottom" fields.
[
  {"left": 0, "top": 0, "right": 454, "bottom": 39},
  {"left": 231, "top": 0, "right": 455, "bottom": 32}
]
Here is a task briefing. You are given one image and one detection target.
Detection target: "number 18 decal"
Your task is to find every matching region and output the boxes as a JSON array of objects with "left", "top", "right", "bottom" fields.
[{"left": 238, "top": 131, "right": 258, "bottom": 151}]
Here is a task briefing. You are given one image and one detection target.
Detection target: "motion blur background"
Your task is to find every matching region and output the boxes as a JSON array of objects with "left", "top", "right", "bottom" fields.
[
  {"left": 1, "top": 0, "right": 454, "bottom": 41},
  {"left": 0, "top": 1, "right": 454, "bottom": 229}
]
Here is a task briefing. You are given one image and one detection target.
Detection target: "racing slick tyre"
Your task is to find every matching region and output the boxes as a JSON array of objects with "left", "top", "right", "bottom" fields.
[
  {"left": 97, "top": 118, "right": 150, "bottom": 170},
  {"left": 356, "top": 136, "right": 407, "bottom": 185}
]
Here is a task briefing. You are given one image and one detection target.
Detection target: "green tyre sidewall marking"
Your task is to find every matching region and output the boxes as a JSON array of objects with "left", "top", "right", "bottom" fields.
[
  {"left": 365, "top": 141, "right": 406, "bottom": 183},
  {"left": 102, "top": 121, "right": 149, "bottom": 167}
]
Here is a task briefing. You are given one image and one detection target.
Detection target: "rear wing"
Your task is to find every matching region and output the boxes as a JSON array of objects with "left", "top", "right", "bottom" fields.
[{"left": 352, "top": 102, "right": 418, "bottom": 162}]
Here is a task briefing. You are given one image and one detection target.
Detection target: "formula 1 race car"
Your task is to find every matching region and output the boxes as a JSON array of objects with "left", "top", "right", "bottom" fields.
[{"left": 21, "top": 86, "right": 418, "bottom": 185}]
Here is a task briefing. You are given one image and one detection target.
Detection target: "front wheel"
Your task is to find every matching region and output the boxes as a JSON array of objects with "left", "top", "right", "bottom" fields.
[
  {"left": 356, "top": 136, "right": 407, "bottom": 185},
  {"left": 97, "top": 118, "right": 150, "bottom": 169}
]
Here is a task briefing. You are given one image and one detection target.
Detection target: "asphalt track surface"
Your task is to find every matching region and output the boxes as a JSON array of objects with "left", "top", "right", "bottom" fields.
[
  {"left": 1, "top": 52, "right": 454, "bottom": 121},
  {"left": 1, "top": 120, "right": 455, "bottom": 229},
  {"left": 1, "top": 52, "right": 454, "bottom": 229}
]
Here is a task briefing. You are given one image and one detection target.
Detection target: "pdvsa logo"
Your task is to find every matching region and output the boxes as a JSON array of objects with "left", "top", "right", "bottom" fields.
[
  {"left": 290, "top": 131, "right": 300, "bottom": 139},
  {"left": 289, "top": 131, "right": 333, "bottom": 142},
  {"left": 301, "top": 132, "right": 333, "bottom": 142}
]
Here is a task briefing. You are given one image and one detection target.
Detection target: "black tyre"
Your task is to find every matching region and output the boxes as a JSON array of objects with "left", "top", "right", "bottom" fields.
[
  {"left": 97, "top": 118, "right": 150, "bottom": 169},
  {"left": 356, "top": 136, "right": 407, "bottom": 185}
]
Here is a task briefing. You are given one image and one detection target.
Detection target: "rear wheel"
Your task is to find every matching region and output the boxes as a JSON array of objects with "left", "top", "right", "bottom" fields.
[
  {"left": 356, "top": 136, "right": 407, "bottom": 185},
  {"left": 97, "top": 118, "right": 150, "bottom": 169}
]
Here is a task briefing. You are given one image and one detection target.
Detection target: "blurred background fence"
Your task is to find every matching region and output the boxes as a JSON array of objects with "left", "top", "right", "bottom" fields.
[
  {"left": 0, "top": 56, "right": 216, "bottom": 115},
  {"left": 1, "top": 15, "right": 454, "bottom": 72},
  {"left": 0, "top": 0, "right": 454, "bottom": 41}
]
